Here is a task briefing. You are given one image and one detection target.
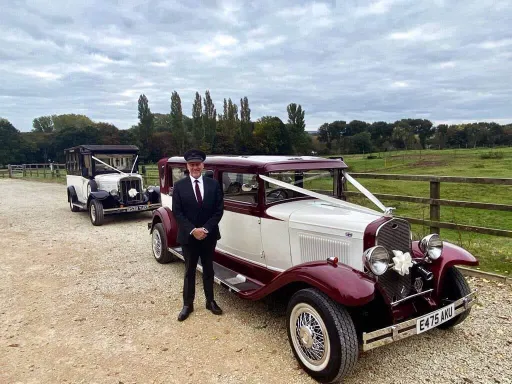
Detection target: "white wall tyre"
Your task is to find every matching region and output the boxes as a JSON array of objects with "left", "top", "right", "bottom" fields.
[
  {"left": 68, "top": 194, "right": 79, "bottom": 212},
  {"left": 152, "top": 223, "right": 177, "bottom": 264},
  {"left": 286, "top": 288, "right": 358, "bottom": 383},
  {"left": 89, "top": 199, "right": 104, "bottom": 226}
]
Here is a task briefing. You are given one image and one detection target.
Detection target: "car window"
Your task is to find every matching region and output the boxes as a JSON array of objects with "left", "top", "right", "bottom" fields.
[
  {"left": 171, "top": 167, "right": 213, "bottom": 185},
  {"left": 222, "top": 172, "right": 258, "bottom": 205}
]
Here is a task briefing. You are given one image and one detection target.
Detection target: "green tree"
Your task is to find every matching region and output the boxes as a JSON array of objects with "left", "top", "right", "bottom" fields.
[
  {"left": 170, "top": 91, "right": 185, "bottom": 154},
  {"left": 0, "top": 118, "right": 27, "bottom": 165},
  {"left": 32, "top": 116, "right": 54, "bottom": 133},
  {"left": 202, "top": 90, "right": 217, "bottom": 152},
  {"left": 192, "top": 91, "right": 203, "bottom": 147},
  {"left": 52, "top": 114, "right": 94, "bottom": 131},
  {"left": 237, "top": 96, "right": 253, "bottom": 154},
  {"left": 286, "top": 103, "right": 310, "bottom": 154},
  {"left": 253, "top": 116, "right": 292, "bottom": 155},
  {"left": 137, "top": 94, "right": 154, "bottom": 159}
]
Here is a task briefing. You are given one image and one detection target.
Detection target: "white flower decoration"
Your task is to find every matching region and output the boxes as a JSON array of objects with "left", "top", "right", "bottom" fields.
[
  {"left": 391, "top": 250, "right": 413, "bottom": 276},
  {"left": 128, "top": 188, "right": 138, "bottom": 198}
]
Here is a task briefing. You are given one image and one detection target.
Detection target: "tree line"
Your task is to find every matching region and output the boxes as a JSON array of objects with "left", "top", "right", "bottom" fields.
[{"left": 1, "top": 90, "right": 511, "bottom": 166}]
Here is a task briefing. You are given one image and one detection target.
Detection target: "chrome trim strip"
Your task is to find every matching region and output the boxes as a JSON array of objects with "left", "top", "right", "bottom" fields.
[
  {"left": 168, "top": 247, "right": 241, "bottom": 293},
  {"left": 362, "top": 290, "right": 477, "bottom": 352},
  {"left": 390, "top": 289, "right": 434, "bottom": 307}
]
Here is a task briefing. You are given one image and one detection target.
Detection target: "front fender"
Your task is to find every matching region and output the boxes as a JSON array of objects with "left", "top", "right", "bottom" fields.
[
  {"left": 246, "top": 261, "right": 376, "bottom": 307},
  {"left": 149, "top": 207, "right": 178, "bottom": 247},
  {"left": 412, "top": 240, "right": 478, "bottom": 299},
  {"left": 89, "top": 190, "right": 110, "bottom": 200}
]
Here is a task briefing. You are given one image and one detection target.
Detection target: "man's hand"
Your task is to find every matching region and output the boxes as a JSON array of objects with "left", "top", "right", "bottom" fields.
[{"left": 192, "top": 228, "right": 208, "bottom": 240}]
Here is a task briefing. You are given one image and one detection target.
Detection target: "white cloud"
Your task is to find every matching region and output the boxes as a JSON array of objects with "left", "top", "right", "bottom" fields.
[
  {"left": 478, "top": 39, "right": 512, "bottom": 49},
  {"left": 388, "top": 24, "right": 446, "bottom": 41},
  {"left": 1, "top": 0, "right": 512, "bottom": 132},
  {"left": 18, "top": 69, "right": 62, "bottom": 81}
]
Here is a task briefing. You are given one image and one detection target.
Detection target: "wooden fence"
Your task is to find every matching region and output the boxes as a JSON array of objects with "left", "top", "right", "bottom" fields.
[
  {"left": 3, "top": 164, "right": 511, "bottom": 238},
  {"left": 6, "top": 163, "right": 66, "bottom": 179},
  {"left": 346, "top": 173, "right": 512, "bottom": 238}
]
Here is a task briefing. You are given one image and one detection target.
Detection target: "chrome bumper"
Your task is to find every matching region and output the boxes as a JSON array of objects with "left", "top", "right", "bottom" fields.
[
  {"left": 362, "top": 290, "right": 477, "bottom": 352},
  {"left": 103, "top": 203, "right": 161, "bottom": 215}
]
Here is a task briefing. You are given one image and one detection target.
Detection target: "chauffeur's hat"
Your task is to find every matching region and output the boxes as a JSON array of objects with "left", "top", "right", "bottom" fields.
[{"left": 184, "top": 148, "right": 206, "bottom": 163}]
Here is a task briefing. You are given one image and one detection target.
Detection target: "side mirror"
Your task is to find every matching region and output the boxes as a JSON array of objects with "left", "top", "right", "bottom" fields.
[{"left": 82, "top": 167, "right": 89, "bottom": 177}]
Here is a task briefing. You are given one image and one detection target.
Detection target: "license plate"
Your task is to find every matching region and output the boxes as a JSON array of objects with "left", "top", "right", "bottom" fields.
[
  {"left": 127, "top": 205, "right": 145, "bottom": 212},
  {"left": 416, "top": 303, "right": 455, "bottom": 334}
]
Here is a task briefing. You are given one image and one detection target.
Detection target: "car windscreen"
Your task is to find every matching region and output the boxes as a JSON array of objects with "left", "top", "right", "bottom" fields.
[
  {"left": 265, "top": 169, "right": 335, "bottom": 203},
  {"left": 93, "top": 153, "right": 137, "bottom": 173}
]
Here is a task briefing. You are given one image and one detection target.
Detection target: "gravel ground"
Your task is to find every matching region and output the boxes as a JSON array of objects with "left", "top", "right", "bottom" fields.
[{"left": 1, "top": 178, "right": 511, "bottom": 384}]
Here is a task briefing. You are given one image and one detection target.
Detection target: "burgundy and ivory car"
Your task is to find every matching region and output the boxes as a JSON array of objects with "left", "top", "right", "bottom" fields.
[{"left": 147, "top": 155, "right": 478, "bottom": 383}]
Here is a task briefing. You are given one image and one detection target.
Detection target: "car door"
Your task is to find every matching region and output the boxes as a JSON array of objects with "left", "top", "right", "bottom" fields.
[{"left": 215, "top": 170, "right": 266, "bottom": 268}]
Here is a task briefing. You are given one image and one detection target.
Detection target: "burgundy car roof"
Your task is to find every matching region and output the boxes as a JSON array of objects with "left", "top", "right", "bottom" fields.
[{"left": 166, "top": 155, "right": 348, "bottom": 172}]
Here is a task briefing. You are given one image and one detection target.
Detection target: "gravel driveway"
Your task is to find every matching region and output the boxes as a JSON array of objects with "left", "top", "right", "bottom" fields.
[{"left": 1, "top": 178, "right": 511, "bottom": 384}]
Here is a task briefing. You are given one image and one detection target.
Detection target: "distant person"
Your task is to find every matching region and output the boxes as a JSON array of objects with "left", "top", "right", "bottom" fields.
[{"left": 171, "top": 149, "right": 224, "bottom": 321}]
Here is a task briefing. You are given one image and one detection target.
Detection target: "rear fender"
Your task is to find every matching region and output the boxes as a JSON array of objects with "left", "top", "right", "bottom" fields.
[
  {"left": 411, "top": 240, "right": 478, "bottom": 299},
  {"left": 149, "top": 207, "right": 178, "bottom": 248},
  {"left": 67, "top": 186, "right": 77, "bottom": 202},
  {"left": 248, "top": 261, "right": 376, "bottom": 307}
]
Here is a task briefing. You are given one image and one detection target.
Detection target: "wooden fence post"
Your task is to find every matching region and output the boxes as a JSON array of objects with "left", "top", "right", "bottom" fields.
[
  {"left": 430, "top": 180, "right": 440, "bottom": 234},
  {"left": 8, "top": 165, "right": 13, "bottom": 178}
]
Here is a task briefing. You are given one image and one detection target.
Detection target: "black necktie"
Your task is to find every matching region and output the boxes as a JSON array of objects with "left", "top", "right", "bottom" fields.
[{"left": 194, "top": 180, "right": 203, "bottom": 206}]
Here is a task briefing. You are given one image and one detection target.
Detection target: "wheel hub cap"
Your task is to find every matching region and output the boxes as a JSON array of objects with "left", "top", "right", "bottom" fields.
[{"left": 299, "top": 326, "right": 314, "bottom": 348}]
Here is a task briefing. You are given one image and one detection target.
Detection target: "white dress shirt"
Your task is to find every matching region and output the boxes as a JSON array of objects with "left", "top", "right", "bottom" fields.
[
  {"left": 189, "top": 174, "right": 207, "bottom": 235},
  {"left": 190, "top": 174, "right": 204, "bottom": 202}
]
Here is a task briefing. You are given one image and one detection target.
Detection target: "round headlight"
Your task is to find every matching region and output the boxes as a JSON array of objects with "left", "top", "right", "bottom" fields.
[
  {"left": 110, "top": 189, "right": 118, "bottom": 196},
  {"left": 363, "top": 246, "right": 390, "bottom": 276},
  {"left": 147, "top": 186, "right": 154, "bottom": 193},
  {"left": 419, "top": 234, "right": 443, "bottom": 260}
]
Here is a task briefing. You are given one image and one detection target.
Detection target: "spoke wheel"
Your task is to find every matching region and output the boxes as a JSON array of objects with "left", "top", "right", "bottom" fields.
[
  {"left": 290, "top": 303, "right": 330, "bottom": 371},
  {"left": 286, "top": 288, "right": 358, "bottom": 383}
]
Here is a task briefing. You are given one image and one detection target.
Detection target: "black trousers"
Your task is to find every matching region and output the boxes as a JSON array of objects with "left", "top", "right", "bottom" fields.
[{"left": 182, "top": 238, "right": 216, "bottom": 306}]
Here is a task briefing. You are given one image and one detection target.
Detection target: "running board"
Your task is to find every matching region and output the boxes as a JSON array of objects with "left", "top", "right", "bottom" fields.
[
  {"left": 168, "top": 246, "right": 263, "bottom": 294},
  {"left": 71, "top": 202, "right": 87, "bottom": 210}
]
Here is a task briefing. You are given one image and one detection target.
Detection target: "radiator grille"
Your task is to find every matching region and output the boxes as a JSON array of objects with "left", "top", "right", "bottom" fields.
[
  {"left": 120, "top": 177, "right": 143, "bottom": 204},
  {"left": 375, "top": 218, "right": 411, "bottom": 253},
  {"left": 375, "top": 218, "right": 413, "bottom": 302},
  {"left": 299, "top": 233, "right": 350, "bottom": 265}
]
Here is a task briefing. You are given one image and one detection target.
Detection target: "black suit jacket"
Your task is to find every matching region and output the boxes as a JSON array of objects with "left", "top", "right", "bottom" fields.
[{"left": 172, "top": 175, "right": 224, "bottom": 245}]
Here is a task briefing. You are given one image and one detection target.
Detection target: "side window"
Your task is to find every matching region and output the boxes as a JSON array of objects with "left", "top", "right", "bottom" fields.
[
  {"left": 222, "top": 172, "right": 258, "bottom": 205},
  {"left": 171, "top": 167, "right": 186, "bottom": 184},
  {"left": 83, "top": 155, "right": 91, "bottom": 176}
]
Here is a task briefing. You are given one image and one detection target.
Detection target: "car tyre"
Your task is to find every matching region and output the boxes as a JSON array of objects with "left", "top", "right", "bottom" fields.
[
  {"left": 438, "top": 266, "right": 471, "bottom": 329},
  {"left": 89, "top": 199, "right": 104, "bottom": 226},
  {"left": 68, "top": 193, "right": 79, "bottom": 212},
  {"left": 286, "top": 288, "right": 358, "bottom": 383},
  {"left": 152, "top": 223, "right": 177, "bottom": 263}
]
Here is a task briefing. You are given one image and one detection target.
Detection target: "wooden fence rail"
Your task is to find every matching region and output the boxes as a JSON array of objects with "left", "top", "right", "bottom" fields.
[{"left": 345, "top": 173, "right": 512, "bottom": 238}]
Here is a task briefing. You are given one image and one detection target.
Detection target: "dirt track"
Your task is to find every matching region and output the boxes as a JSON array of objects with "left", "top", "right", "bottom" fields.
[{"left": 1, "top": 178, "right": 511, "bottom": 384}]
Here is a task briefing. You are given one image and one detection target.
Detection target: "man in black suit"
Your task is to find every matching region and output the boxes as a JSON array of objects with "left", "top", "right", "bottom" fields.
[{"left": 172, "top": 149, "right": 224, "bottom": 321}]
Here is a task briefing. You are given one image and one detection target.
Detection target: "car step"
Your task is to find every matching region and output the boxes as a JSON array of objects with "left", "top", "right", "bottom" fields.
[{"left": 168, "top": 246, "right": 262, "bottom": 294}]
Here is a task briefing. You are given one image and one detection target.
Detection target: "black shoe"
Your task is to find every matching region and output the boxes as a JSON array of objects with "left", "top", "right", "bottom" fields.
[
  {"left": 177, "top": 304, "right": 194, "bottom": 321},
  {"left": 206, "top": 300, "right": 223, "bottom": 315}
]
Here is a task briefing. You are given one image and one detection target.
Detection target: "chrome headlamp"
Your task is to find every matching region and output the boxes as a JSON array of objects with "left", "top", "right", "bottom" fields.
[
  {"left": 419, "top": 233, "right": 443, "bottom": 260},
  {"left": 147, "top": 186, "right": 155, "bottom": 193},
  {"left": 110, "top": 189, "right": 118, "bottom": 196},
  {"left": 363, "top": 245, "right": 390, "bottom": 276}
]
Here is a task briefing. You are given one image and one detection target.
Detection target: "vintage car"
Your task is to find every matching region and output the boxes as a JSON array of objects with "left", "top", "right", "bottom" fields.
[
  {"left": 147, "top": 155, "right": 478, "bottom": 383},
  {"left": 65, "top": 145, "right": 161, "bottom": 226}
]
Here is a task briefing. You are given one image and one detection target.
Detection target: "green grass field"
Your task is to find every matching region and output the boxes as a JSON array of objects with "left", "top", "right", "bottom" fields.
[
  {"left": 13, "top": 147, "right": 512, "bottom": 275},
  {"left": 339, "top": 147, "right": 512, "bottom": 276}
]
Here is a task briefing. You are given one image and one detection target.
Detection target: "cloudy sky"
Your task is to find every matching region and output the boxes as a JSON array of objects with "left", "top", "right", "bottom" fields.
[{"left": 1, "top": 0, "right": 512, "bottom": 132}]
